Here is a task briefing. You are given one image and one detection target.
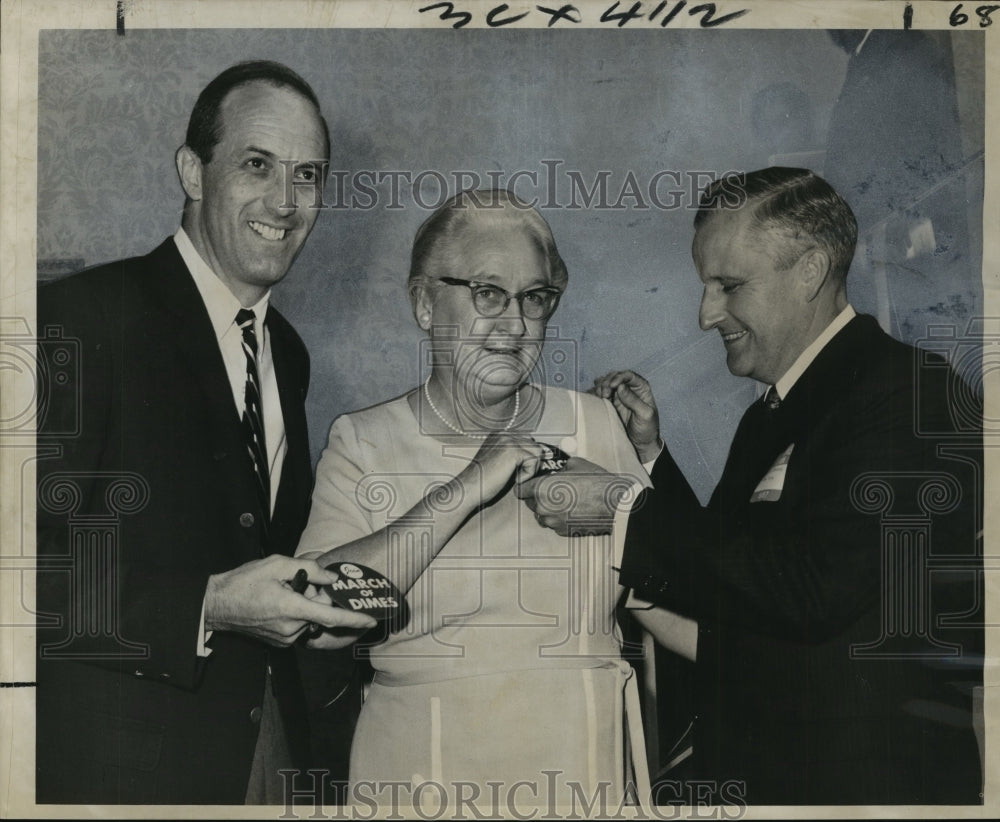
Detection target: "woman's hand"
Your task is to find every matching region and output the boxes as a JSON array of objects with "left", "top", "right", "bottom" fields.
[
  {"left": 298, "top": 434, "right": 546, "bottom": 597},
  {"left": 460, "top": 432, "right": 545, "bottom": 503}
]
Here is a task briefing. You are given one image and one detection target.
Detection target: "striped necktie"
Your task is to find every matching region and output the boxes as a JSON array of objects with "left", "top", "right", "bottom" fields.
[{"left": 236, "top": 308, "right": 270, "bottom": 529}]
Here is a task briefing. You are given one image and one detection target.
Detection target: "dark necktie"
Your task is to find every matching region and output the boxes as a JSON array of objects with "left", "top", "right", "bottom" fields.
[
  {"left": 236, "top": 308, "right": 270, "bottom": 528},
  {"left": 764, "top": 384, "right": 781, "bottom": 410}
]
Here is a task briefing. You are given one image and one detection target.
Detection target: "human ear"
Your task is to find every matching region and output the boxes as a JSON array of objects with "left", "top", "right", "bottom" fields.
[
  {"left": 411, "top": 286, "right": 434, "bottom": 331},
  {"left": 798, "top": 248, "right": 831, "bottom": 301},
  {"left": 175, "top": 145, "right": 204, "bottom": 202}
]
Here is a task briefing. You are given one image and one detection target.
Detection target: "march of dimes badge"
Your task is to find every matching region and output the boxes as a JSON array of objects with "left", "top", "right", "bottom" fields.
[
  {"left": 325, "top": 561, "right": 409, "bottom": 624},
  {"left": 323, "top": 443, "right": 572, "bottom": 622},
  {"left": 534, "top": 442, "right": 570, "bottom": 476}
]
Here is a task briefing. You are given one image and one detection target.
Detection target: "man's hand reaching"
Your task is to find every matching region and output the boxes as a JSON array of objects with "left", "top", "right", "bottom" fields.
[
  {"left": 590, "top": 370, "right": 663, "bottom": 463},
  {"left": 204, "top": 554, "right": 377, "bottom": 647},
  {"left": 515, "top": 457, "right": 634, "bottom": 537}
]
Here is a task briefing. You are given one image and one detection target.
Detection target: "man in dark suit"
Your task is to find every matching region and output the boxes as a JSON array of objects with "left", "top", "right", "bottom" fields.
[
  {"left": 519, "top": 167, "right": 983, "bottom": 805},
  {"left": 35, "top": 61, "right": 375, "bottom": 805}
]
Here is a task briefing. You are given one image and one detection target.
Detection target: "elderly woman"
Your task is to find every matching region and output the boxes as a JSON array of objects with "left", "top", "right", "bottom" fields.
[{"left": 297, "top": 190, "right": 649, "bottom": 806}]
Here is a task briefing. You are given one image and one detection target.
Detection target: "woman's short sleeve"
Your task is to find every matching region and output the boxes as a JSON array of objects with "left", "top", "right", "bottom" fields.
[
  {"left": 591, "top": 394, "right": 651, "bottom": 490},
  {"left": 296, "top": 414, "right": 375, "bottom": 556}
]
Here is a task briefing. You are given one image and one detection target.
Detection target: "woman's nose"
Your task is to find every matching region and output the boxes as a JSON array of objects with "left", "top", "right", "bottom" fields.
[{"left": 496, "top": 298, "right": 527, "bottom": 335}]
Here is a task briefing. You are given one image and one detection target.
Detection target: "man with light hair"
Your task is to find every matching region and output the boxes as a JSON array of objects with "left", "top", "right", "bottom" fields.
[{"left": 521, "top": 166, "right": 983, "bottom": 804}]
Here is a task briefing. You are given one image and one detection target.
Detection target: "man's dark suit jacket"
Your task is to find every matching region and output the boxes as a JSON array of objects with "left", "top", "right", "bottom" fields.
[
  {"left": 35, "top": 239, "right": 314, "bottom": 804},
  {"left": 620, "top": 314, "right": 983, "bottom": 805}
]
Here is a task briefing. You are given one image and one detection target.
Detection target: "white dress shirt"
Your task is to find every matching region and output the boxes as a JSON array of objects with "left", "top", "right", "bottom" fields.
[{"left": 174, "top": 228, "right": 287, "bottom": 654}]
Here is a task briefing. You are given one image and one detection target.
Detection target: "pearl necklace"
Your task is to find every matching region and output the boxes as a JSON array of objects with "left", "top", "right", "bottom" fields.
[{"left": 423, "top": 378, "right": 520, "bottom": 439}]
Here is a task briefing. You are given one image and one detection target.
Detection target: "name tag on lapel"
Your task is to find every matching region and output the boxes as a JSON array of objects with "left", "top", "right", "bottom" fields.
[{"left": 750, "top": 443, "right": 794, "bottom": 503}]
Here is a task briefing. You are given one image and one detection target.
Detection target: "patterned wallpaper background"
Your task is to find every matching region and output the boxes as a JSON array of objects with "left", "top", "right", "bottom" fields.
[{"left": 37, "top": 28, "right": 984, "bottom": 500}]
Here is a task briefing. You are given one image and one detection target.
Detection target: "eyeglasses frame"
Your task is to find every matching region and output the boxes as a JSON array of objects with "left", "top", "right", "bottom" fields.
[{"left": 436, "top": 276, "right": 563, "bottom": 321}]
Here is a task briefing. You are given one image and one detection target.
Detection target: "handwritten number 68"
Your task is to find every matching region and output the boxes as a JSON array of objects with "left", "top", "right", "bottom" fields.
[{"left": 949, "top": 3, "right": 999, "bottom": 26}]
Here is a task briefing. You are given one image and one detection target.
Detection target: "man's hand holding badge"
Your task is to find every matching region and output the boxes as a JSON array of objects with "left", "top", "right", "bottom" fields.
[
  {"left": 517, "top": 371, "right": 662, "bottom": 537},
  {"left": 289, "top": 561, "right": 408, "bottom": 649},
  {"left": 517, "top": 442, "right": 633, "bottom": 537}
]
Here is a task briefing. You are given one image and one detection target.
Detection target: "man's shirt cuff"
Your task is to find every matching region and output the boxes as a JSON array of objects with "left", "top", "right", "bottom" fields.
[{"left": 197, "top": 594, "right": 213, "bottom": 658}]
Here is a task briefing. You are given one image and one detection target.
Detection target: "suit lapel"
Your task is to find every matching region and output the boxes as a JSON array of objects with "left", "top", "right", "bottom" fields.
[
  {"left": 710, "top": 398, "right": 787, "bottom": 509},
  {"left": 141, "top": 239, "right": 244, "bottom": 429},
  {"left": 140, "top": 239, "right": 310, "bottom": 558},
  {"left": 710, "top": 315, "right": 877, "bottom": 512},
  {"left": 267, "top": 311, "right": 311, "bottom": 556},
  {"left": 139, "top": 239, "right": 264, "bottom": 559}
]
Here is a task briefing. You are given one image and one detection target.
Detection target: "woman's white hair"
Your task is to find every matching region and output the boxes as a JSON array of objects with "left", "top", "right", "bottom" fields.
[{"left": 407, "top": 188, "right": 568, "bottom": 314}]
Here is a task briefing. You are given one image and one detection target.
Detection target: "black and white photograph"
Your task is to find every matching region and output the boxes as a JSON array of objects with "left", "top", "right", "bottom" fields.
[{"left": 0, "top": 0, "right": 995, "bottom": 817}]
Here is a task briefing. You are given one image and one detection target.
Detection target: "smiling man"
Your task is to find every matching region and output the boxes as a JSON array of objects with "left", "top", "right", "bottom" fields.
[
  {"left": 35, "top": 61, "right": 375, "bottom": 805},
  {"left": 691, "top": 182, "right": 853, "bottom": 389},
  {"left": 520, "top": 167, "right": 984, "bottom": 805}
]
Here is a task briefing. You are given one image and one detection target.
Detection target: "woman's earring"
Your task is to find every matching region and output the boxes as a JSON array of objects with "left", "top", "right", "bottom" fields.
[{"left": 420, "top": 313, "right": 432, "bottom": 328}]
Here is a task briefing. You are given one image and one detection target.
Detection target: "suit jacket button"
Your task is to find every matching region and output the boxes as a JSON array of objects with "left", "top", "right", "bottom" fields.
[
  {"left": 240, "top": 513, "right": 255, "bottom": 528},
  {"left": 249, "top": 706, "right": 262, "bottom": 724}
]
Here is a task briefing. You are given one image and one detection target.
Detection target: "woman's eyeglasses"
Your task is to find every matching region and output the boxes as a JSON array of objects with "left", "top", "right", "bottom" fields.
[{"left": 438, "top": 277, "right": 562, "bottom": 321}]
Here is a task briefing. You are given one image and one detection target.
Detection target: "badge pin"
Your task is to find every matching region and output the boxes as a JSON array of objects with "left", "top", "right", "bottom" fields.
[
  {"left": 324, "top": 560, "right": 409, "bottom": 624},
  {"left": 534, "top": 441, "right": 570, "bottom": 476}
]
